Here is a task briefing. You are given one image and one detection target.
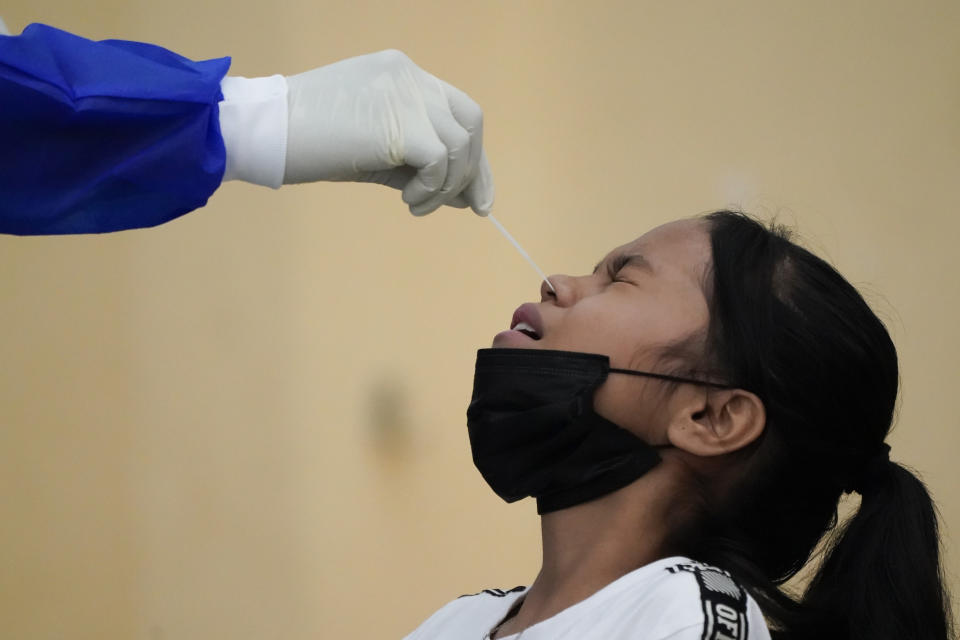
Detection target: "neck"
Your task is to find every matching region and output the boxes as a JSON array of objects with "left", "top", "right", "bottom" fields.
[{"left": 495, "top": 463, "right": 689, "bottom": 638}]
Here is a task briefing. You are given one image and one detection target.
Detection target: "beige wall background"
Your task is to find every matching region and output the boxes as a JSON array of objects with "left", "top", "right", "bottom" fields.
[{"left": 1, "top": 1, "right": 958, "bottom": 638}]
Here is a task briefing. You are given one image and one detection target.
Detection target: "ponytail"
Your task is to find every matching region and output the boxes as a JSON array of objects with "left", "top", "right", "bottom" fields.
[{"left": 795, "top": 462, "right": 954, "bottom": 640}]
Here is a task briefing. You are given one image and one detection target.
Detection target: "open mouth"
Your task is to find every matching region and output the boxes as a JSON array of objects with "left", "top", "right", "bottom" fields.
[
  {"left": 509, "top": 303, "right": 545, "bottom": 341},
  {"left": 511, "top": 321, "right": 541, "bottom": 340}
]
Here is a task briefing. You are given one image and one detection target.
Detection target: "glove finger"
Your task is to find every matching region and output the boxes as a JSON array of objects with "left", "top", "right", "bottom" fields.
[
  {"left": 409, "top": 104, "right": 472, "bottom": 215},
  {"left": 413, "top": 81, "right": 484, "bottom": 214},
  {"left": 413, "top": 194, "right": 469, "bottom": 216},
  {"left": 401, "top": 128, "right": 449, "bottom": 211},
  {"left": 461, "top": 149, "right": 494, "bottom": 216},
  {"left": 441, "top": 79, "right": 484, "bottom": 198},
  {"left": 357, "top": 168, "right": 443, "bottom": 216}
]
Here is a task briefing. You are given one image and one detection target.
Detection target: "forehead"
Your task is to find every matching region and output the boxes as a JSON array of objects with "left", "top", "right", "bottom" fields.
[{"left": 604, "top": 218, "right": 712, "bottom": 276}]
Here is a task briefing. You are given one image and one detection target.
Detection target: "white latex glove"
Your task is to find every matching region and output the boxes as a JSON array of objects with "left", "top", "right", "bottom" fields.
[{"left": 219, "top": 50, "right": 493, "bottom": 216}]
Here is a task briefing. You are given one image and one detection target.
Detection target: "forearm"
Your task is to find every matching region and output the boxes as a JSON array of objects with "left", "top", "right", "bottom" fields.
[{"left": 0, "top": 24, "right": 230, "bottom": 235}]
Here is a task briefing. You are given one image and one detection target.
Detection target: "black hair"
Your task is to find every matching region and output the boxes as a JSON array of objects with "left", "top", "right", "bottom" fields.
[{"left": 687, "top": 211, "right": 953, "bottom": 640}]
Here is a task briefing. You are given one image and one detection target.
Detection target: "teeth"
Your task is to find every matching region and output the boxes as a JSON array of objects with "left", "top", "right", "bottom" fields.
[{"left": 513, "top": 322, "right": 540, "bottom": 339}]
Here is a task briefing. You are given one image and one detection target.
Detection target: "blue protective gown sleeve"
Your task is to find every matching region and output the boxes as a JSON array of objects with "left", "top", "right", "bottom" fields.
[{"left": 0, "top": 24, "right": 231, "bottom": 235}]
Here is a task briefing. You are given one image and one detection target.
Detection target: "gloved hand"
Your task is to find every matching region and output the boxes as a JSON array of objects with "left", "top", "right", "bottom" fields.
[
  {"left": 285, "top": 50, "right": 493, "bottom": 216},
  {"left": 218, "top": 50, "right": 493, "bottom": 216}
]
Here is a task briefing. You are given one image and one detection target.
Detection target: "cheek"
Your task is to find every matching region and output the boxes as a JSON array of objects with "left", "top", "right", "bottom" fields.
[
  {"left": 627, "top": 291, "right": 710, "bottom": 360},
  {"left": 555, "top": 289, "right": 708, "bottom": 442},
  {"left": 592, "top": 376, "right": 670, "bottom": 443},
  {"left": 544, "top": 299, "right": 642, "bottom": 357},
  {"left": 554, "top": 303, "right": 703, "bottom": 369},
  {"left": 631, "top": 309, "right": 705, "bottom": 350}
]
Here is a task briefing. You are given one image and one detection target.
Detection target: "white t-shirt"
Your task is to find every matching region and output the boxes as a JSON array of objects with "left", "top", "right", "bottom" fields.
[{"left": 404, "top": 556, "right": 771, "bottom": 640}]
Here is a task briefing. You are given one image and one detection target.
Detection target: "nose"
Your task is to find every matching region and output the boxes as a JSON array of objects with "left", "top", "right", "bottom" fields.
[
  {"left": 541, "top": 274, "right": 572, "bottom": 304},
  {"left": 541, "top": 272, "right": 602, "bottom": 306},
  {"left": 540, "top": 278, "right": 556, "bottom": 302}
]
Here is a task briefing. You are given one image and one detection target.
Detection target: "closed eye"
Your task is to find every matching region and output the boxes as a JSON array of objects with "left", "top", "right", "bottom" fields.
[
  {"left": 593, "top": 252, "right": 653, "bottom": 283},
  {"left": 607, "top": 254, "right": 635, "bottom": 283}
]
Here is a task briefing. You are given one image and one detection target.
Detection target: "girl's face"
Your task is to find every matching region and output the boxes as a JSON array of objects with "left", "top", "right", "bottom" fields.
[{"left": 491, "top": 218, "right": 714, "bottom": 438}]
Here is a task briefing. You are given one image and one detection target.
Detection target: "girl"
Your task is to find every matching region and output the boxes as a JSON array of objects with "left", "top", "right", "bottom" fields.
[{"left": 405, "top": 211, "right": 953, "bottom": 640}]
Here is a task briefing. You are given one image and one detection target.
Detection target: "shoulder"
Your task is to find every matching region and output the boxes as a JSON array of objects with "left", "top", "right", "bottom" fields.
[
  {"left": 600, "top": 557, "right": 771, "bottom": 640},
  {"left": 403, "top": 585, "right": 526, "bottom": 640}
]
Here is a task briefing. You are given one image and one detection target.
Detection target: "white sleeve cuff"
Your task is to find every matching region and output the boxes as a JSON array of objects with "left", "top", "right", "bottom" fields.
[{"left": 219, "top": 74, "right": 288, "bottom": 189}]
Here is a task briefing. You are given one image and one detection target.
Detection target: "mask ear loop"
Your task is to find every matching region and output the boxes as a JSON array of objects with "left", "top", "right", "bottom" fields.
[{"left": 606, "top": 367, "right": 733, "bottom": 389}]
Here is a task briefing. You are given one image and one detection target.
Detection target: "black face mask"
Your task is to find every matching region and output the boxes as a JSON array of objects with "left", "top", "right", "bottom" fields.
[{"left": 466, "top": 348, "right": 729, "bottom": 514}]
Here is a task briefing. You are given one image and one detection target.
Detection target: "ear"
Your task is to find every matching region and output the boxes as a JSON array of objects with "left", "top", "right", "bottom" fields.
[{"left": 666, "top": 388, "right": 766, "bottom": 457}]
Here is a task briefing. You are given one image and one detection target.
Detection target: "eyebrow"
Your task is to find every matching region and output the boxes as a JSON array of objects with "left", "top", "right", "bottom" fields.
[{"left": 592, "top": 252, "right": 654, "bottom": 276}]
